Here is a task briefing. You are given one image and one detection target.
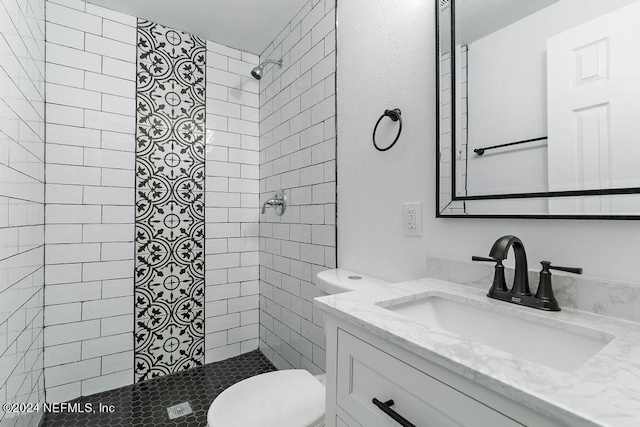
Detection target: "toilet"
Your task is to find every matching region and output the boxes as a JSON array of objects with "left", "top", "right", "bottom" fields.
[{"left": 206, "top": 269, "right": 389, "bottom": 427}]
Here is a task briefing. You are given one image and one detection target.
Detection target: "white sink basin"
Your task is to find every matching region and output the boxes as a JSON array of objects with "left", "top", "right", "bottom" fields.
[{"left": 384, "top": 295, "right": 612, "bottom": 372}]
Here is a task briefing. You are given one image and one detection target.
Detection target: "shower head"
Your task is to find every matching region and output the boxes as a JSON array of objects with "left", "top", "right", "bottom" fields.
[{"left": 251, "top": 58, "right": 283, "bottom": 80}]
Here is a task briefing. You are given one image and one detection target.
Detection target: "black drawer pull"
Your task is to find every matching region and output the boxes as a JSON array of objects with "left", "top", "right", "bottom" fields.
[{"left": 372, "top": 398, "right": 417, "bottom": 427}]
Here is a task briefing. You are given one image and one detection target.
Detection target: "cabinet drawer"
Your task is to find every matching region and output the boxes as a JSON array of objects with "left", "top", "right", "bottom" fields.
[{"left": 337, "top": 329, "right": 522, "bottom": 427}]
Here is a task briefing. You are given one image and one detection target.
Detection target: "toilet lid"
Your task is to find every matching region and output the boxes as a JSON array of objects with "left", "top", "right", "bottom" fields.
[{"left": 208, "top": 369, "right": 325, "bottom": 427}]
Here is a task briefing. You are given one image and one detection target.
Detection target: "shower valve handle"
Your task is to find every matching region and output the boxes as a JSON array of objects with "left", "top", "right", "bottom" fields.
[{"left": 261, "top": 189, "right": 287, "bottom": 216}]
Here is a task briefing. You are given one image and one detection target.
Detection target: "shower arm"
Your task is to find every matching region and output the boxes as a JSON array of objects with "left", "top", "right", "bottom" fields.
[{"left": 261, "top": 59, "right": 283, "bottom": 68}]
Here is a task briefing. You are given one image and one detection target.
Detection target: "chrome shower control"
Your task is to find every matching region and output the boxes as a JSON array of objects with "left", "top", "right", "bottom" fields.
[{"left": 261, "top": 189, "right": 287, "bottom": 216}]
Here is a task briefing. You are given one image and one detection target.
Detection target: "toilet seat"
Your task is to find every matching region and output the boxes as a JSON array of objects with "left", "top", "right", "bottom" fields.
[{"left": 207, "top": 369, "right": 325, "bottom": 427}]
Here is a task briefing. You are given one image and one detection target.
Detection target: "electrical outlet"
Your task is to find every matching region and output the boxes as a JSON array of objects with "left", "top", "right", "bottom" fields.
[{"left": 403, "top": 202, "right": 423, "bottom": 237}]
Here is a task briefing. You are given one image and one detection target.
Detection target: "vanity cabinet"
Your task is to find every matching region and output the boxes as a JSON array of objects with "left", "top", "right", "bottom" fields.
[{"left": 324, "top": 317, "right": 564, "bottom": 427}]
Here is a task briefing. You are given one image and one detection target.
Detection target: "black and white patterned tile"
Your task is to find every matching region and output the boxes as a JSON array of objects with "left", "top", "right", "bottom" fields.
[
  {"left": 39, "top": 351, "right": 277, "bottom": 427},
  {"left": 134, "top": 19, "right": 206, "bottom": 382}
]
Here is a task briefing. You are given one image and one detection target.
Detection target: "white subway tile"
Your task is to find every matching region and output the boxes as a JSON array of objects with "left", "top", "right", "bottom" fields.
[
  {"left": 206, "top": 223, "right": 240, "bottom": 238},
  {"left": 46, "top": 2, "right": 102, "bottom": 35},
  {"left": 205, "top": 313, "right": 240, "bottom": 333},
  {"left": 81, "top": 333, "right": 132, "bottom": 359},
  {"left": 47, "top": 123, "right": 101, "bottom": 148},
  {"left": 228, "top": 178, "right": 259, "bottom": 194},
  {"left": 205, "top": 331, "right": 227, "bottom": 349},
  {"left": 45, "top": 224, "right": 82, "bottom": 244},
  {"left": 46, "top": 143, "right": 83, "bottom": 165},
  {"left": 44, "top": 320, "right": 101, "bottom": 347},
  {"left": 102, "top": 94, "right": 135, "bottom": 116},
  {"left": 102, "top": 19, "right": 135, "bottom": 44},
  {"left": 45, "top": 358, "right": 101, "bottom": 387},
  {"left": 228, "top": 148, "right": 259, "bottom": 165},
  {"left": 84, "top": 147, "right": 134, "bottom": 169},
  {"left": 46, "top": 204, "right": 101, "bottom": 224},
  {"left": 101, "top": 131, "right": 134, "bottom": 152},
  {"left": 44, "top": 342, "right": 81, "bottom": 368},
  {"left": 102, "top": 351, "right": 133, "bottom": 375},
  {"left": 228, "top": 324, "right": 258, "bottom": 344},
  {"left": 46, "top": 242, "right": 101, "bottom": 264},
  {"left": 102, "top": 57, "right": 135, "bottom": 80},
  {"left": 101, "top": 278, "right": 133, "bottom": 298},
  {"left": 85, "top": 3, "right": 135, "bottom": 26},
  {"left": 85, "top": 72, "right": 135, "bottom": 98},
  {"left": 207, "top": 51, "right": 228, "bottom": 70},
  {"left": 46, "top": 43, "right": 101, "bottom": 72},
  {"left": 44, "top": 303, "right": 82, "bottom": 326},
  {"left": 81, "top": 369, "right": 132, "bottom": 396},
  {"left": 85, "top": 33, "right": 136, "bottom": 62},
  {"left": 47, "top": 83, "right": 101, "bottom": 110},
  {"left": 83, "top": 224, "right": 133, "bottom": 243},
  {"left": 46, "top": 104, "right": 84, "bottom": 127},
  {"left": 228, "top": 266, "right": 258, "bottom": 282},
  {"left": 207, "top": 41, "right": 241, "bottom": 59},
  {"left": 102, "top": 206, "right": 134, "bottom": 223},
  {"left": 44, "top": 263, "right": 82, "bottom": 285},
  {"left": 207, "top": 131, "right": 241, "bottom": 149},
  {"left": 101, "top": 314, "right": 133, "bottom": 336},
  {"left": 46, "top": 22, "right": 84, "bottom": 49},
  {"left": 101, "top": 168, "right": 134, "bottom": 188},
  {"left": 228, "top": 118, "right": 259, "bottom": 136},
  {"left": 206, "top": 82, "right": 228, "bottom": 101},
  {"left": 46, "top": 63, "right": 84, "bottom": 88},
  {"left": 311, "top": 95, "right": 334, "bottom": 125},
  {"left": 47, "top": 164, "right": 101, "bottom": 185},
  {"left": 82, "top": 260, "right": 133, "bottom": 281},
  {"left": 45, "top": 383, "right": 81, "bottom": 404},
  {"left": 207, "top": 67, "right": 241, "bottom": 88},
  {"left": 206, "top": 283, "right": 239, "bottom": 301}
]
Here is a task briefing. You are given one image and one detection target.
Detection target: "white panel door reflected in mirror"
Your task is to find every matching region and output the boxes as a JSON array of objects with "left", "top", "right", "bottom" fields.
[{"left": 437, "top": 0, "right": 640, "bottom": 217}]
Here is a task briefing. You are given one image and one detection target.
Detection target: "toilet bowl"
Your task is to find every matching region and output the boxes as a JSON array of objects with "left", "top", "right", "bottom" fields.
[{"left": 206, "top": 269, "right": 388, "bottom": 427}]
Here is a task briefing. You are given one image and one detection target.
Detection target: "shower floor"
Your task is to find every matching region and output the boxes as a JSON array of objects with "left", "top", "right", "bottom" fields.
[{"left": 39, "top": 350, "right": 277, "bottom": 427}]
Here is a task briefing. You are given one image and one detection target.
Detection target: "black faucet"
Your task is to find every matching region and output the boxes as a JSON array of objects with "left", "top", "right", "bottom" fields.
[
  {"left": 488, "top": 235, "right": 531, "bottom": 297},
  {"left": 473, "top": 235, "right": 582, "bottom": 311}
]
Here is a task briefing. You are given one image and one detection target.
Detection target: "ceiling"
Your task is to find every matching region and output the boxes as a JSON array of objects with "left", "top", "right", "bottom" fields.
[
  {"left": 85, "top": 0, "right": 308, "bottom": 54},
  {"left": 457, "top": 0, "right": 560, "bottom": 45}
]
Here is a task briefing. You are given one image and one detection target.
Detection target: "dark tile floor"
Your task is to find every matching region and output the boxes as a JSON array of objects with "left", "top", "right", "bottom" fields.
[{"left": 39, "top": 350, "right": 276, "bottom": 427}]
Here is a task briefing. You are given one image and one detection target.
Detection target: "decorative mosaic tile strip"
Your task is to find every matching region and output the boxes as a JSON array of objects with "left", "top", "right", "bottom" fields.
[{"left": 134, "top": 19, "right": 206, "bottom": 381}]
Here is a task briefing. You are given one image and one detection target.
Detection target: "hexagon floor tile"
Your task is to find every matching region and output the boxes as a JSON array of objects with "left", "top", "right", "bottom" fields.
[{"left": 39, "top": 350, "right": 276, "bottom": 427}]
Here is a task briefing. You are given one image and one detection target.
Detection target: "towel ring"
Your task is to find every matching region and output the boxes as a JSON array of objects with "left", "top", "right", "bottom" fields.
[{"left": 373, "top": 108, "right": 402, "bottom": 152}]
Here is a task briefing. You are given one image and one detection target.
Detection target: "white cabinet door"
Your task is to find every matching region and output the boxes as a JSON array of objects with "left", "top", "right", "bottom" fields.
[
  {"left": 547, "top": 2, "right": 640, "bottom": 214},
  {"left": 336, "top": 329, "right": 523, "bottom": 427}
]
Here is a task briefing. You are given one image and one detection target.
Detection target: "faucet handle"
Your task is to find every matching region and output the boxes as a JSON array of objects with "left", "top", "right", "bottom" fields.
[
  {"left": 471, "top": 256, "right": 498, "bottom": 263},
  {"left": 542, "top": 261, "right": 583, "bottom": 275},
  {"left": 471, "top": 256, "right": 508, "bottom": 292},
  {"left": 535, "top": 261, "right": 582, "bottom": 311}
]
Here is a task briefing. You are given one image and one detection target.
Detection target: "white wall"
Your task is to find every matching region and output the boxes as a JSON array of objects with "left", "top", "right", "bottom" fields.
[
  {"left": 0, "top": 0, "right": 45, "bottom": 424},
  {"left": 43, "top": 0, "right": 136, "bottom": 402},
  {"left": 337, "top": 0, "right": 640, "bottom": 285}
]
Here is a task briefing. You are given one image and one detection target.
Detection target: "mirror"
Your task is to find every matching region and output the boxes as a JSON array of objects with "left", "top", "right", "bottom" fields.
[{"left": 437, "top": 0, "right": 640, "bottom": 218}]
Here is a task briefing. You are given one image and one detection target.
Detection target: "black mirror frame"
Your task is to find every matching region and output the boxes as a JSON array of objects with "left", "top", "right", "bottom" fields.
[{"left": 435, "top": 0, "right": 640, "bottom": 220}]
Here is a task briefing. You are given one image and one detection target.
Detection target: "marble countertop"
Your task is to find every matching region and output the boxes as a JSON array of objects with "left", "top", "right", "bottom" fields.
[{"left": 314, "top": 278, "right": 640, "bottom": 427}]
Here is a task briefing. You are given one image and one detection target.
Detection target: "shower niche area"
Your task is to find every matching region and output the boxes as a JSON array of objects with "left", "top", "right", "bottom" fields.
[{"left": 0, "top": 0, "right": 336, "bottom": 422}]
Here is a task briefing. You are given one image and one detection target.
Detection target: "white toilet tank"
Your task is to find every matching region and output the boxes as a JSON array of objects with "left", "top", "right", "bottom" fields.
[{"left": 316, "top": 268, "right": 389, "bottom": 295}]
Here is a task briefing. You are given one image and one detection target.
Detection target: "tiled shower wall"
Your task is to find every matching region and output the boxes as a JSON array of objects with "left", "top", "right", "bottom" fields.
[
  {"left": 258, "top": 0, "right": 336, "bottom": 373},
  {"left": 0, "top": 0, "right": 46, "bottom": 425},
  {"left": 204, "top": 41, "right": 261, "bottom": 363},
  {"left": 43, "top": 0, "right": 136, "bottom": 402},
  {"left": 41, "top": 0, "right": 261, "bottom": 402}
]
